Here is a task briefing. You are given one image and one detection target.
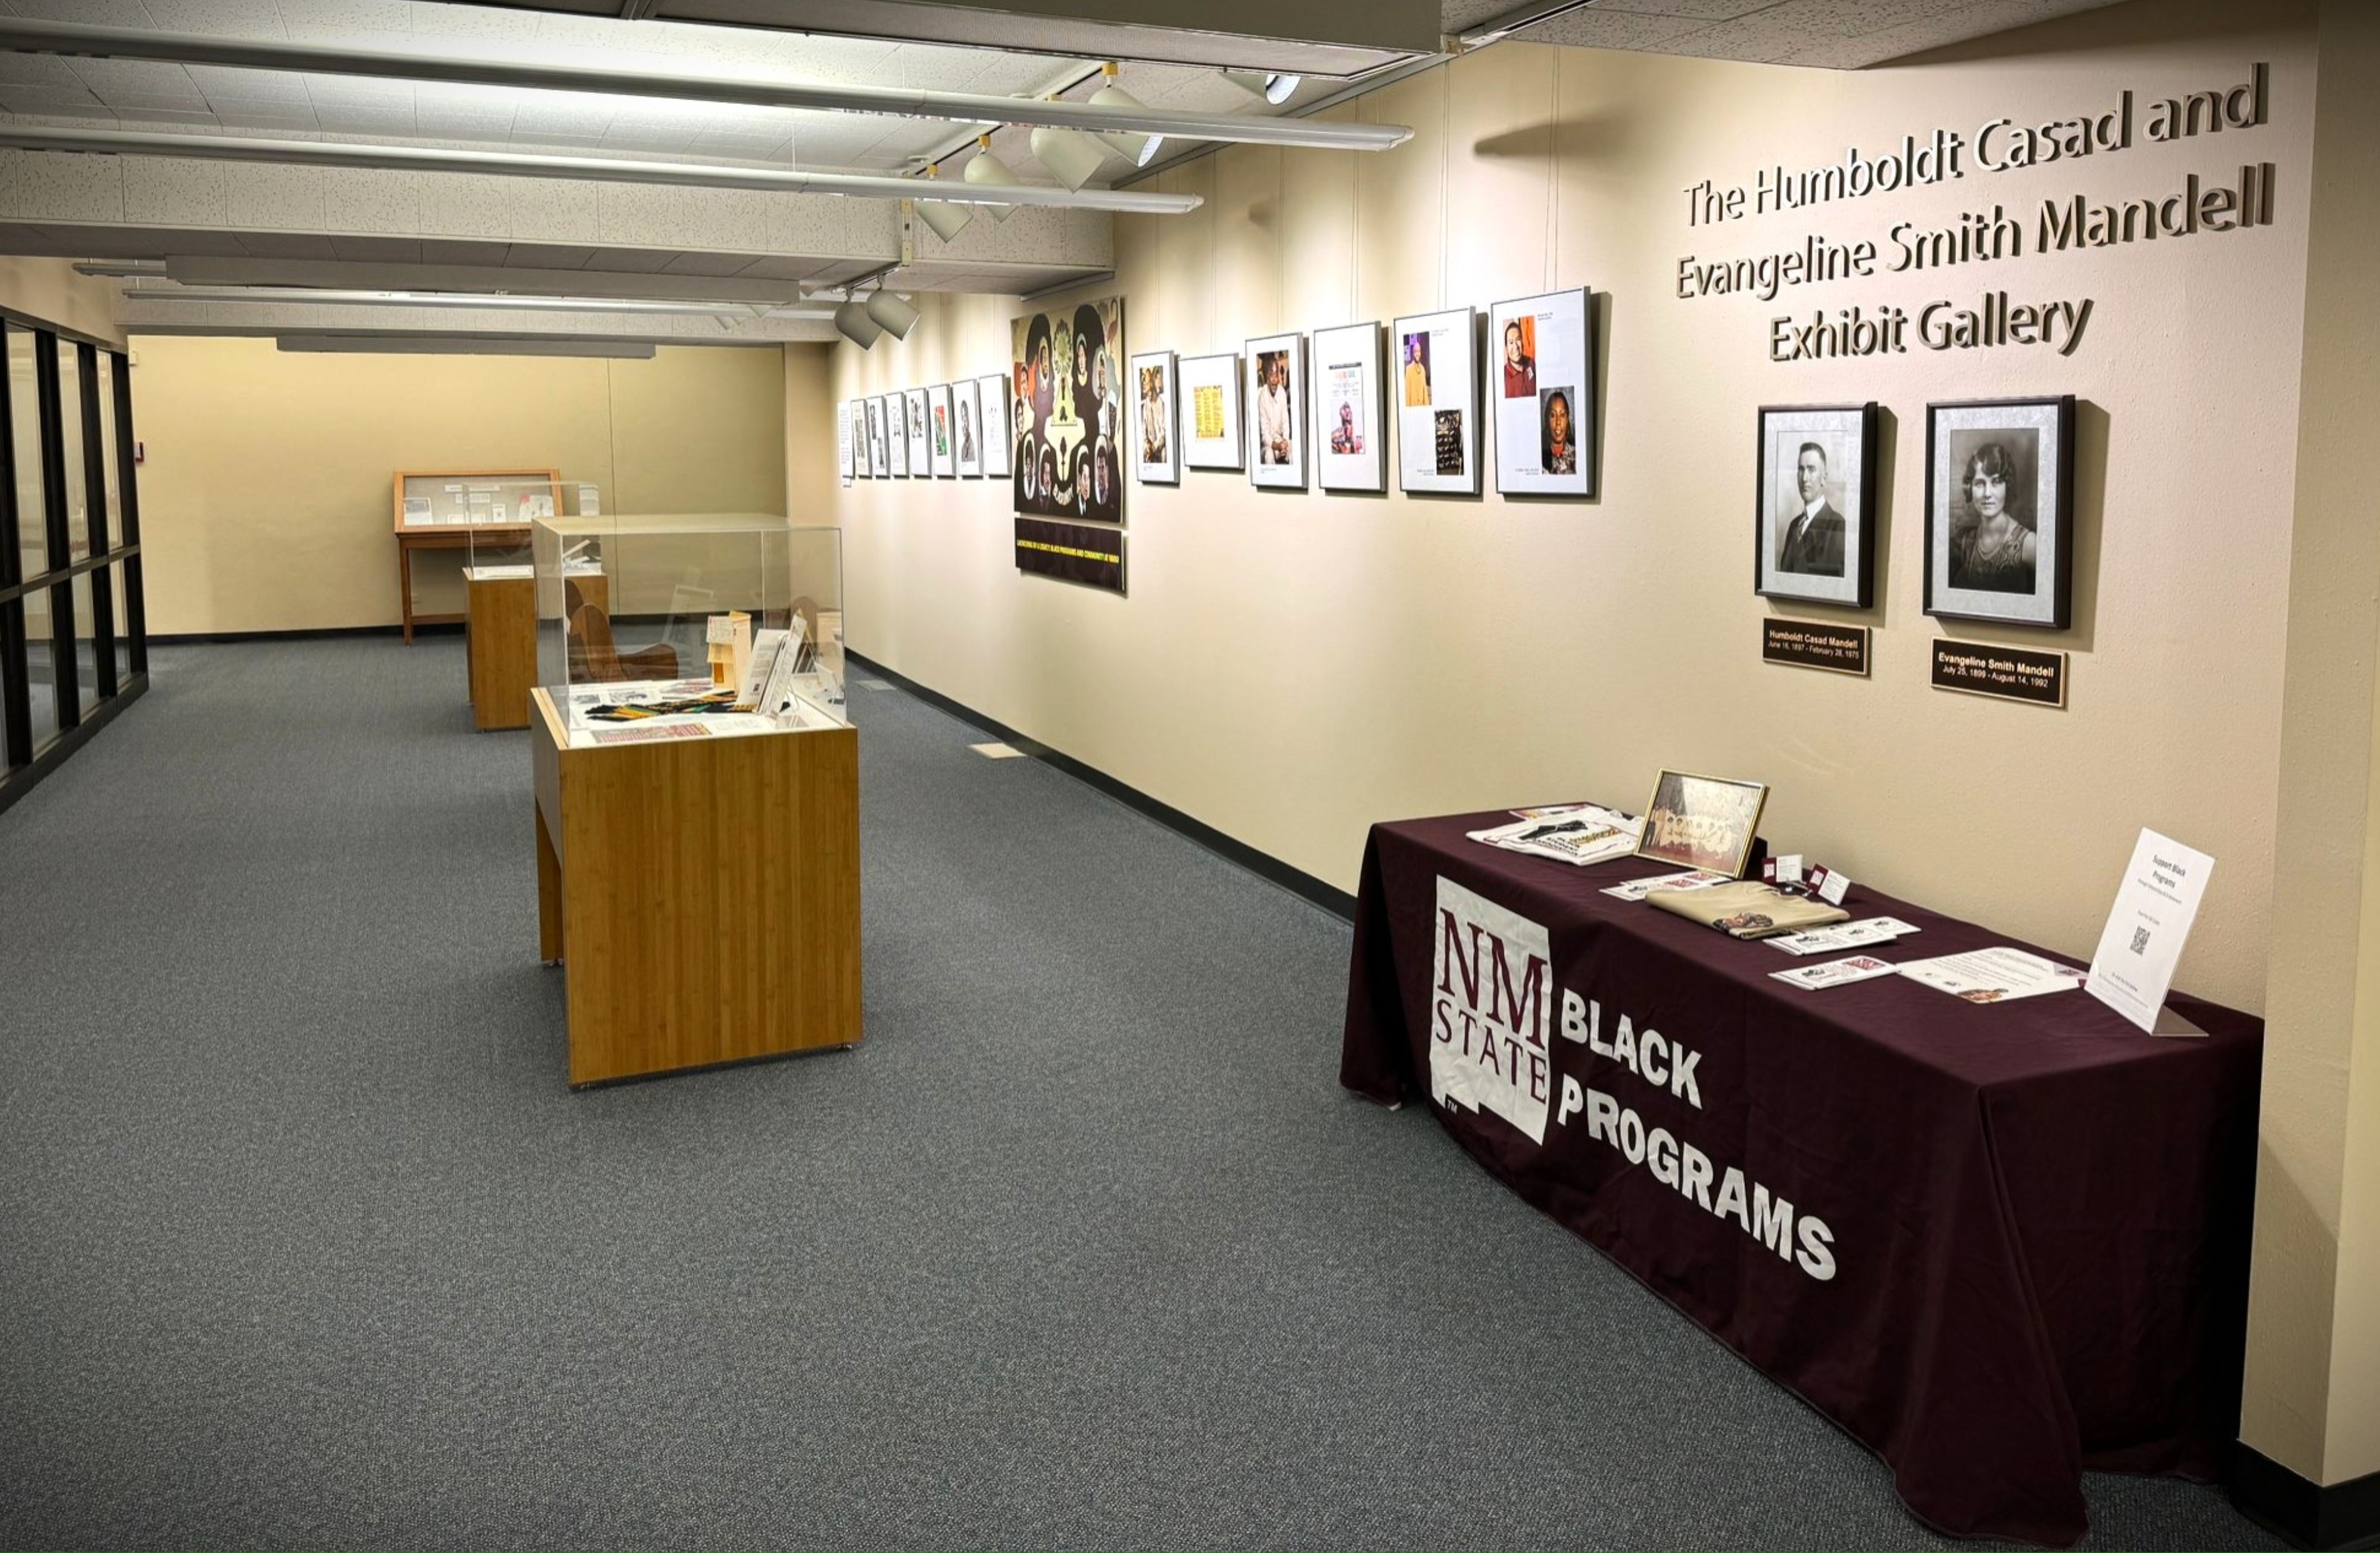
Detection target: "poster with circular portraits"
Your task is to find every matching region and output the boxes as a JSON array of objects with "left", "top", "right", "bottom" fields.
[
  {"left": 1010, "top": 297, "right": 1125, "bottom": 524},
  {"left": 1755, "top": 402, "right": 1876, "bottom": 609}
]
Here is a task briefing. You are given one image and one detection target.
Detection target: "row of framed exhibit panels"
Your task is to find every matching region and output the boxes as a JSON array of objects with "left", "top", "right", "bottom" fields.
[
  {"left": 0, "top": 313, "right": 147, "bottom": 817},
  {"left": 836, "top": 287, "right": 1599, "bottom": 505}
]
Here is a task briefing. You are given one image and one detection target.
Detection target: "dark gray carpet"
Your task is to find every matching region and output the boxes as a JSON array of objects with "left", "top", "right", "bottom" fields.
[{"left": 0, "top": 639, "right": 2277, "bottom": 1551}]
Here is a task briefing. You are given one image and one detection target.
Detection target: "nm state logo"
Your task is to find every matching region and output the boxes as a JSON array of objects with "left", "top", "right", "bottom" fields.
[{"left": 1429, "top": 877, "right": 1553, "bottom": 1144}]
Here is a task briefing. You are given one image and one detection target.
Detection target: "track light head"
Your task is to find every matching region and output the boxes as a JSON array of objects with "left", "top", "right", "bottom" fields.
[
  {"left": 1223, "top": 70, "right": 1301, "bottom": 105},
  {"left": 914, "top": 162, "right": 973, "bottom": 243},
  {"left": 864, "top": 288, "right": 920, "bottom": 341},
  {"left": 832, "top": 297, "right": 882, "bottom": 348},
  {"left": 1088, "top": 68, "right": 1162, "bottom": 169},
  {"left": 964, "top": 133, "right": 1017, "bottom": 224},
  {"left": 1028, "top": 123, "right": 1110, "bottom": 193}
]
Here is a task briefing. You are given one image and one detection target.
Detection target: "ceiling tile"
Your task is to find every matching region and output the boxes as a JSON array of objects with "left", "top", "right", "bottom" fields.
[
  {"left": 206, "top": 98, "right": 324, "bottom": 129},
  {"left": 502, "top": 242, "right": 595, "bottom": 268},
  {"left": 144, "top": 0, "right": 292, "bottom": 36},
  {"left": 660, "top": 250, "right": 755, "bottom": 276},
  {"left": 0, "top": 54, "right": 83, "bottom": 88},
  {"left": 582, "top": 245, "right": 675, "bottom": 272},
  {"left": 278, "top": 0, "right": 420, "bottom": 38},
  {"left": 419, "top": 237, "right": 512, "bottom": 263},
  {"left": 184, "top": 65, "right": 317, "bottom": 104},
  {"left": 66, "top": 59, "right": 204, "bottom": 100},
  {"left": 3, "top": 0, "right": 156, "bottom": 24}
]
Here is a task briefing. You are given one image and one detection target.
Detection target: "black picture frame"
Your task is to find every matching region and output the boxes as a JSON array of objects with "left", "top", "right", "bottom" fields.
[
  {"left": 1923, "top": 395, "right": 2076, "bottom": 630},
  {"left": 1754, "top": 401, "right": 1878, "bottom": 609}
]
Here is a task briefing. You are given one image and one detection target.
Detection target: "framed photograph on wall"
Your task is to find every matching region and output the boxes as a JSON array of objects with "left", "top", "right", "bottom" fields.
[
  {"left": 1131, "top": 349, "right": 1178, "bottom": 485},
  {"left": 862, "top": 398, "right": 882, "bottom": 477},
  {"left": 1244, "top": 332, "right": 1306, "bottom": 490},
  {"left": 836, "top": 400, "right": 854, "bottom": 481},
  {"left": 1311, "top": 321, "right": 1385, "bottom": 494},
  {"left": 1179, "top": 352, "right": 1243, "bottom": 471},
  {"left": 903, "top": 389, "right": 929, "bottom": 477},
  {"left": 953, "top": 379, "right": 983, "bottom": 477},
  {"left": 1756, "top": 403, "right": 1878, "bottom": 609},
  {"left": 928, "top": 383, "right": 956, "bottom": 477},
  {"left": 978, "top": 373, "right": 1012, "bottom": 479},
  {"left": 882, "top": 392, "right": 908, "bottom": 477},
  {"left": 1489, "top": 289, "right": 1595, "bottom": 498},
  {"left": 1924, "top": 395, "right": 2076, "bottom": 629},
  {"left": 1393, "top": 306, "right": 1479, "bottom": 495},
  {"left": 1011, "top": 296, "right": 1125, "bottom": 524},
  {"left": 1635, "top": 770, "right": 1771, "bottom": 879}
]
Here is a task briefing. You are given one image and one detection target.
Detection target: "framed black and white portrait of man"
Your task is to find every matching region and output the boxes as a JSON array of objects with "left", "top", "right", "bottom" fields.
[{"left": 1755, "top": 403, "right": 1877, "bottom": 609}]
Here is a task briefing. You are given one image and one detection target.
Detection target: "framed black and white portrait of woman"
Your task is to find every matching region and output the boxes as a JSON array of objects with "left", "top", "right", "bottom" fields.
[{"left": 1924, "top": 396, "right": 2076, "bottom": 629}]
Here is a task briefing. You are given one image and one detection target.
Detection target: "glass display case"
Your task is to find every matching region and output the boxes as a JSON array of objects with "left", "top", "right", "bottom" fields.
[
  {"left": 532, "top": 513, "right": 846, "bottom": 748},
  {"left": 466, "top": 480, "right": 599, "bottom": 577}
]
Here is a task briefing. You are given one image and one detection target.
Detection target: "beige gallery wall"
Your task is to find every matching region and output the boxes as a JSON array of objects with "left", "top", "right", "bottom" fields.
[
  {"left": 815, "top": 0, "right": 2313, "bottom": 1021},
  {"left": 0, "top": 257, "right": 123, "bottom": 347},
  {"left": 134, "top": 338, "right": 787, "bottom": 633}
]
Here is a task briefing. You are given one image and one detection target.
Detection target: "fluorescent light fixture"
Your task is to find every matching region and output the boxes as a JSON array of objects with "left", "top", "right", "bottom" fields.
[
  {"left": 1029, "top": 124, "right": 1110, "bottom": 193},
  {"left": 1223, "top": 70, "right": 1302, "bottom": 105},
  {"left": 0, "top": 18, "right": 1412, "bottom": 153},
  {"left": 963, "top": 135, "right": 1018, "bottom": 225},
  {"left": 863, "top": 290, "right": 920, "bottom": 341},
  {"left": 0, "top": 125, "right": 1206, "bottom": 215},
  {"left": 1090, "top": 64, "right": 1162, "bottom": 169},
  {"left": 73, "top": 259, "right": 165, "bottom": 277},
  {"left": 276, "top": 335, "right": 658, "bottom": 358},
  {"left": 832, "top": 298, "right": 882, "bottom": 349},
  {"left": 122, "top": 286, "right": 830, "bottom": 318}
]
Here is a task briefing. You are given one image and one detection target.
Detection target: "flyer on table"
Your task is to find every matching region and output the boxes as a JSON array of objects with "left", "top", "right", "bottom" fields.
[{"left": 2087, "top": 828, "right": 2215, "bottom": 1033}]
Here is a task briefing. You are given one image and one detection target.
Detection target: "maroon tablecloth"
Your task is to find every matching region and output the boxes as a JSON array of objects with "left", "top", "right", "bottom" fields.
[{"left": 1339, "top": 812, "right": 2260, "bottom": 1547}]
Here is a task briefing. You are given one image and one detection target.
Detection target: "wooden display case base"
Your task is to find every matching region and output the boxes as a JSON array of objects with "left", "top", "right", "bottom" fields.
[{"left": 531, "top": 688, "right": 862, "bottom": 1086}]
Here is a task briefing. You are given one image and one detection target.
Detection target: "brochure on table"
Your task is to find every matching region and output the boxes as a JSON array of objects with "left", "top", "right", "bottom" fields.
[{"left": 2086, "top": 828, "right": 2215, "bottom": 1034}]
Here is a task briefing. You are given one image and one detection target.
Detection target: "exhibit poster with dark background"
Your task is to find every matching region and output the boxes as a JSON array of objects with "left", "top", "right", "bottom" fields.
[{"left": 1011, "top": 296, "right": 1127, "bottom": 593}]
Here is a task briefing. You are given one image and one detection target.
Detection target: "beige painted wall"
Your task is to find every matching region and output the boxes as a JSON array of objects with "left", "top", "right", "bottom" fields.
[
  {"left": 0, "top": 256, "right": 122, "bottom": 346},
  {"left": 820, "top": 0, "right": 2313, "bottom": 1022},
  {"left": 2244, "top": 0, "right": 2380, "bottom": 1490},
  {"left": 135, "top": 338, "right": 785, "bottom": 633}
]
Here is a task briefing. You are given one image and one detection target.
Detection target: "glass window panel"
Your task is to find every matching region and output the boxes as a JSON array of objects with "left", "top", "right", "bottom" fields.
[
  {"left": 71, "top": 568, "right": 99, "bottom": 718},
  {"left": 56, "top": 339, "right": 87, "bottom": 565},
  {"left": 112, "top": 561, "right": 132, "bottom": 683},
  {"left": 7, "top": 326, "right": 43, "bottom": 585},
  {"left": 26, "top": 582, "right": 58, "bottom": 753},
  {"left": 96, "top": 351, "right": 121, "bottom": 552}
]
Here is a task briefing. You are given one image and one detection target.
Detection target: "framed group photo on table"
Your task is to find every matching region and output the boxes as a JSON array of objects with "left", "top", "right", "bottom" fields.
[
  {"left": 1636, "top": 770, "right": 1770, "bottom": 878},
  {"left": 1924, "top": 395, "right": 2076, "bottom": 628},
  {"left": 953, "top": 379, "right": 983, "bottom": 477},
  {"left": 1132, "top": 349, "right": 1178, "bottom": 485},
  {"left": 1179, "top": 352, "right": 1243, "bottom": 471},
  {"left": 1245, "top": 332, "right": 1307, "bottom": 490},
  {"left": 1394, "top": 306, "right": 1479, "bottom": 495},
  {"left": 977, "top": 373, "right": 1012, "bottom": 479},
  {"left": 1311, "top": 321, "right": 1386, "bottom": 493},
  {"left": 1756, "top": 403, "right": 1878, "bottom": 608},
  {"left": 1489, "top": 289, "right": 1595, "bottom": 497}
]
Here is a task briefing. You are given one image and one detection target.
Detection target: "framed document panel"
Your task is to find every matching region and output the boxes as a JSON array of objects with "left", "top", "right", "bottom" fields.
[
  {"left": 953, "top": 379, "right": 983, "bottom": 477},
  {"left": 1311, "top": 321, "right": 1386, "bottom": 494},
  {"left": 1131, "top": 349, "right": 1178, "bottom": 485},
  {"left": 928, "top": 383, "right": 956, "bottom": 477},
  {"left": 1755, "top": 403, "right": 1878, "bottom": 609},
  {"left": 1489, "top": 288, "right": 1595, "bottom": 498},
  {"left": 978, "top": 373, "right": 1013, "bottom": 479},
  {"left": 1394, "top": 306, "right": 1479, "bottom": 495},
  {"left": 1180, "top": 352, "right": 1243, "bottom": 472},
  {"left": 1244, "top": 332, "right": 1307, "bottom": 490},
  {"left": 1923, "top": 395, "right": 2076, "bottom": 629}
]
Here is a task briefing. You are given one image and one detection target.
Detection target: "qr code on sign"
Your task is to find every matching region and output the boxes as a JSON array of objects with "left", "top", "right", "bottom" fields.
[{"left": 2130, "top": 926, "right": 2151, "bottom": 954}]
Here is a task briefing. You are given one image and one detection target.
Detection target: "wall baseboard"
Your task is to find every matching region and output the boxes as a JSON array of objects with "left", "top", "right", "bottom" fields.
[
  {"left": 2233, "top": 1446, "right": 2380, "bottom": 1550},
  {"left": 845, "top": 649, "right": 1356, "bottom": 922},
  {"left": 150, "top": 624, "right": 459, "bottom": 644}
]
